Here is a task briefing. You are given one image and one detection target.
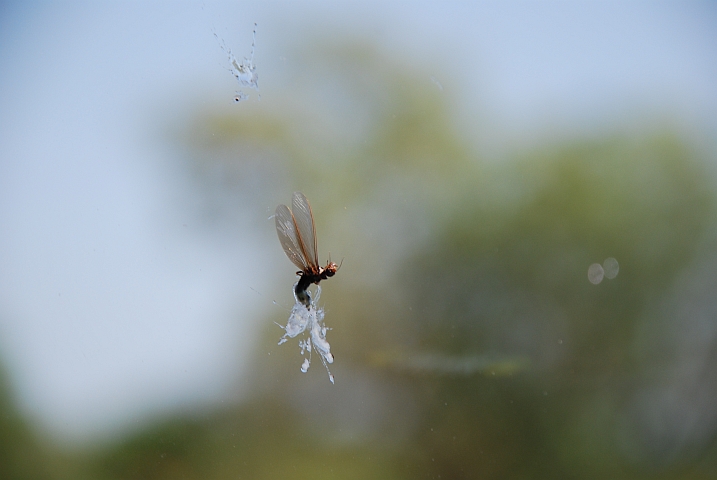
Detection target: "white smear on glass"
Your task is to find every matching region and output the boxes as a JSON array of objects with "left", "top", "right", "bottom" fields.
[
  {"left": 430, "top": 75, "right": 444, "bottom": 91},
  {"left": 277, "top": 285, "right": 334, "bottom": 384},
  {"left": 233, "top": 91, "right": 249, "bottom": 103}
]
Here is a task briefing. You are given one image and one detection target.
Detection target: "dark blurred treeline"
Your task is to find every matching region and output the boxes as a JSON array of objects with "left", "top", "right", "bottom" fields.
[{"left": 2, "top": 43, "right": 717, "bottom": 479}]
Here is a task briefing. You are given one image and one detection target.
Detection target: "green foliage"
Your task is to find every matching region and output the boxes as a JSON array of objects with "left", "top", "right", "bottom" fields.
[{"left": 0, "top": 367, "right": 51, "bottom": 480}]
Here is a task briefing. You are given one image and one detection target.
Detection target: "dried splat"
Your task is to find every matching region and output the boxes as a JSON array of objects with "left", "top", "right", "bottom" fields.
[
  {"left": 233, "top": 91, "right": 248, "bottom": 103},
  {"left": 277, "top": 286, "right": 334, "bottom": 384},
  {"left": 215, "top": 23, "right": 259, "bottom": 102}
]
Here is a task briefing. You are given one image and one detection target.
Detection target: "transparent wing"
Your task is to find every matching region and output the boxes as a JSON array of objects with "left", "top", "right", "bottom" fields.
[
  {"left": 275, "top": 204, "right": 309, "bottom": 271},
  {"left": 291, "top": 192, "right": 319, "bottom": 269}
]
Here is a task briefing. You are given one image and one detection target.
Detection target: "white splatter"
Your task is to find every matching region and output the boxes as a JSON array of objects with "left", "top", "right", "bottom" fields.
[
  {"left": 215, "top": 23, "right": 259, "bottom": 102},
  {"left": 277, "top": 285, "right": 334, "bottom": 383}
]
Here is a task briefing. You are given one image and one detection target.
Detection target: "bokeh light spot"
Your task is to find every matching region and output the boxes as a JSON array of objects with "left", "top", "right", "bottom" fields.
[
  {"left": 603, "top": 257, "right": 619, "bottom": 279},
  {"left": 588, "top": 263, "right": 604, "bottom": 284}
]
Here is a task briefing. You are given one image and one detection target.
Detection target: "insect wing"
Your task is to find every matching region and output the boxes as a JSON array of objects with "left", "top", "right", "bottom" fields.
[
  {"left": 275, "top": 204, "right": 309, "bottom": 271},
  {"left": 291, "top": 192, "right": 319, "bottom": 269}
]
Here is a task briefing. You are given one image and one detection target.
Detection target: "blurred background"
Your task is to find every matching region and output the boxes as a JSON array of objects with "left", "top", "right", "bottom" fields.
[{"left": 1, "top": 1, "right": 717, "bottom": 479}]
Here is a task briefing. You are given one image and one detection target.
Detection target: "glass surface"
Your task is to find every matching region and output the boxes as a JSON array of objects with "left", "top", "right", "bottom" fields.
[{"left": 1, "top": 2, "right": 716, "bottom": 479}]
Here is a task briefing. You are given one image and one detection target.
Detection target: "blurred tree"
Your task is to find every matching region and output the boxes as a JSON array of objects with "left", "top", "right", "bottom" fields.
[
  {"left": 169, "top": 40, "right": 717, "bottom": 479},
  {"left": 0, "top": 366, "right": 51, "bottom": 480},
  {"left": 396, "top": 133, "right": 717, "bottom": 478}
]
